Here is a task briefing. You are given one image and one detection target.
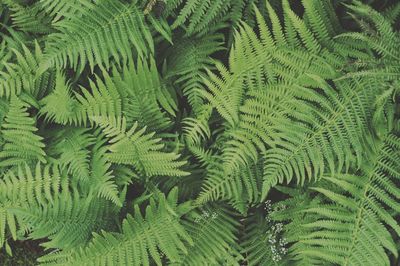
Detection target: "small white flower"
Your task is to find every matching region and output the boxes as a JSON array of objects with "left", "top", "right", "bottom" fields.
[
  {"left": 281, "top": 247, "right": 287, "bottom": 255},
  {"left": 275, "top": 223, "right": 283, "bottom": 232}
]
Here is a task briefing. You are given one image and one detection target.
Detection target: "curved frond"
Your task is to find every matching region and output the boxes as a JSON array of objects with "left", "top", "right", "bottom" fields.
[
  {"left": 112, "top": 58, "right": 174, "bottom": 131},
  {"left": 171, "top": 0, "right": 263, "bottom": 36},
  {"left": 50, "top": 127, "right": 94, "bottom": 182},
  {"left": 277, "top": 133, "right": 400, "bottom": 265},
  {"left": 165, "top": 34, "right": 224, "bottom": 111},
  {"left": 93, "top": 116, "right": 189, "bottom": 177},
  {"left": 0, "top": 164, "right": 65, "bottom": 247},
  {"left": 15, "top": 195, "right": 117, "bottom": 251},
  {"left": 39, "top": 1, "right": 154, "bottom": 73},
  {"left": 0, "top": 42, "right": 53, "bottom": 99},
  {"left": 0, "top": 96, "right": 46, "bottom": 168},
  {"left": 39, "top": 0, "right": 92, "bottom": 22},
  {"left": 85, "top": 130, "right": 121, "bottom": 206},
  {"left": 39, "top": 71, "right": 84, "bottom": 125},
  {"left": 176, "top": 204, "right": 242, "bottom": 265},
  {"left": 2, "top": 0, "right": 53, "bottom": 34},
  {"left": 39, "top": 188, "right": 193, "bottom": 266}
]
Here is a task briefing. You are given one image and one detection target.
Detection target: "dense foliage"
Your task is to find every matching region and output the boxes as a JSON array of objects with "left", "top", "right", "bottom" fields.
[{"left": 0, "top": 0, "right": 399, "bottom": 265}]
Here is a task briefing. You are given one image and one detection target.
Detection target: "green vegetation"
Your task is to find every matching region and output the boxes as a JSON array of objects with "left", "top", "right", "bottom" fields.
[{"left": 0, "top": 0, "right": 399, "bottom": 265}]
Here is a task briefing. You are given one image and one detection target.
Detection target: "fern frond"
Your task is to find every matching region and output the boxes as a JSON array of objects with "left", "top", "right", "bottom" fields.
[
  {"left": 0, "top": 98, "right": 9, "bottom": 128},
  {"left": 269, "top": 186, "right": 325, "bottom": 265},
  {"left": 165, "top": 34, "right": 224, "bottom": 111},
  {"left": 0, "top": 40, "right": 13, "bottom": 72},
  {"left": 198, "top": 1, "right": 371, "bottom": 204},
  {"left": 262, "top": 77, "right": 377, "bottom": 195},
  {"left": 0, "top": 164, "right": 65, "bottom": 247},
  {"left": 2, "top": 0, "right": 53, "bottom": 34},
  {"left": 41, "top": 59, "right": 173, "bottom": 130},
  {"left": 282, "top": 0, "right": 321, "bottom": 53},
  {"left": 171, "top": 0, "right": 263, "bottom": 36},
  {"left": 241, "top": 211, "right": 291, "bottom": 265},
  {"left": 39, "top": 0, "right": 92, "bottom": 22},
  {"left": 50, "top": 127, "right": 94, "bottom": 182},
  {"left": 0, "top": 1, "right": 398, "bottom": 265},
  {"left": 383, "top": 2, "right": 400, "bottom": 23},
  {"left": 40, "top": 71, "right": 121, "bottom": 126},
  {"left": 176, "top": 204, "right": 242, "bottom": 265},
  {"left": 183, "top": 105, "right": 212, "bottom": 145},
  {"left": 301, "top": 0, "right": 338, "bottom": 44},
  {"left": 0, "top": 41, "right": 53, "bottom": 99},
  {"left": 39, "top": 71, "right": 85, "bottom": 125},
  {"left": 85, "top": 130, "right": 121, "bottom": 206},
  {"left": 280, "top": 133, "right": 400, "bottom": 265},
  {"left": 39, "top": 188, "right": 193, "bottom": 266},
  {"left": 14, "top": 194, "right": 117, "bottom": 251},
  {"left": 197, "top": 158, "right": 263, "bottom": 214},
  {"left": 0, "top": 95, "right": 46, "bottom": 168},
  {"left": 112, "top": 58, "right": 174, "bottom": 131},
  {"left": 75, "top": 73, "right": 123, "bottom": 124},
  {"left": 93, "top": 116, "right": 188, "bottom": 177},
  {"left": 39, "top": 1, "right": 154, "bottom": 73}
]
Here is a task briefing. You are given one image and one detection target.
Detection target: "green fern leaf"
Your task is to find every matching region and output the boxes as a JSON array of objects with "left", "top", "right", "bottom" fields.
[
  {"left": 93, "top": 116, "right": 189, "bottom": 177},
  {"left": 0, "top": 95, "right": 46, "bottom": 168},
  {"left": 39, "top": 1, "right": 154, "bottom": 73},
  {"left": 38, "top": 188, "right": 193, "bottom": 265},
  {"left": 278, "top": 133, "right": 400, "bottom": 265}
]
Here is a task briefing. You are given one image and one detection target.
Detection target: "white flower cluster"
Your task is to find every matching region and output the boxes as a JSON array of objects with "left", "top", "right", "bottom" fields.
[
  {"left": 264, "top": 200, "right": 273, "bottom": 222},
  {"left": 194, "top": 210, "right": 218, "bottom": 223},
  {"left": 268, "top": 223, "right": 288, "bottom": 262},
  {"left": 263, "top": 200, "right": 288, "bottom": 262}
]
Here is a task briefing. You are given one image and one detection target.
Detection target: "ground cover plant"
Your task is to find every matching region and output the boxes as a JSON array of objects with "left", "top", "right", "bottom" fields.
[{"left": 0, "top": 0, "right": 399, "bottom": 265}]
